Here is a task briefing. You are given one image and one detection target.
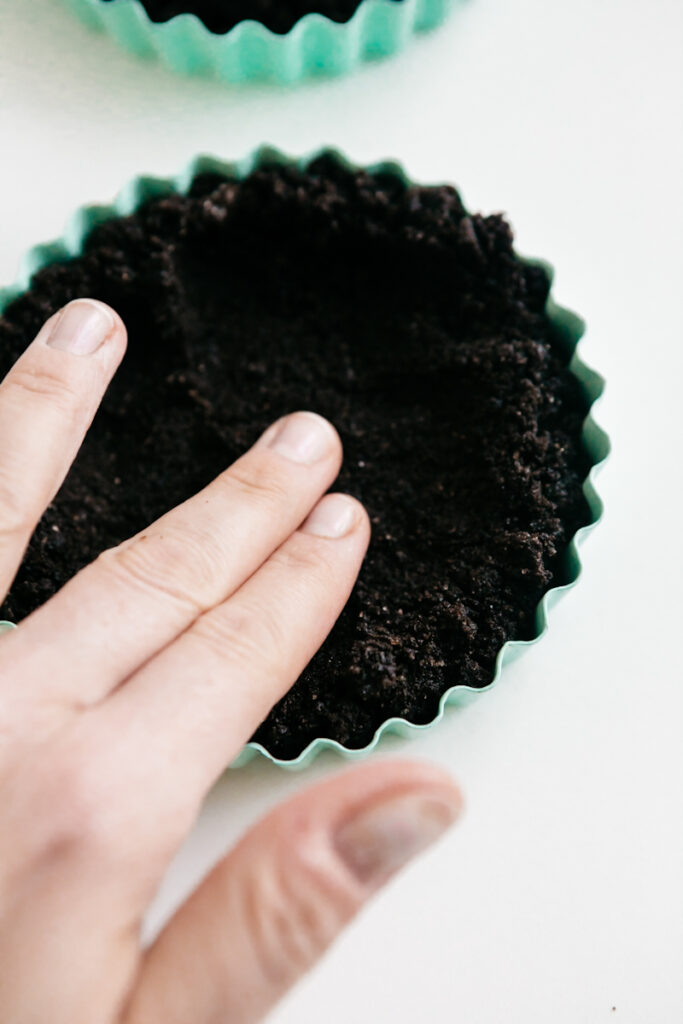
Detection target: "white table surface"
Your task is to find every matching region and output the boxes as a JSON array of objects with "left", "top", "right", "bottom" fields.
[{"left": 1, "top": 1, "right": 682, "bottom": 1021}]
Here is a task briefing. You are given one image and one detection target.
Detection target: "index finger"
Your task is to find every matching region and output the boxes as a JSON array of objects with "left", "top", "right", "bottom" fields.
[{"left": 0, "top": 300, "right": 127, "bottom": 599}]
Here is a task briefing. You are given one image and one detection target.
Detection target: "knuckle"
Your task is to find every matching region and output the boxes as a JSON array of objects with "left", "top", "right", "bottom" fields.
[
  {"left": 191, "top": 604, "right": 287, "bottom": 673},
  {"left": 39, "top": 754, "right": 113, "bottom": 861},
  {"left": 98, "top": 529, "right": 223, "bottom": 615},
  {"left": 223, "top": 461, "right": 290, "bottom": 511},
  {"left": 4, "top": 365, "right": 82, "bottom": 416},
  {"left": 242, "top": 827, "right": 358, "bottom": 987},
  {"left": 0, "top": 751, "right": 116, "bottom": 882},
  {"left": 271, "top": 539, "right": 338, "bottom": 582}
]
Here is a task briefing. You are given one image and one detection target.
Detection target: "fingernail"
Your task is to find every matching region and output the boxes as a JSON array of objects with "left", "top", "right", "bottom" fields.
[
  {"left": 301, "top": 494, "right": 357, "bottom": 539},
  {"left": 335, "top": 791, "right": 459, "bottom": 887},
  {"left": 46, "top": 299, "right": 115, "bottom": 355},
  {"left": 263, "top": 412, "right": 336, "bottom": 465}
]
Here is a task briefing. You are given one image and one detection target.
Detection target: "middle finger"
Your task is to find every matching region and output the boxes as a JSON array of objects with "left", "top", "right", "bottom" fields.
[{"left": 2, "top": 412, "right": 342, "bottom": 714}]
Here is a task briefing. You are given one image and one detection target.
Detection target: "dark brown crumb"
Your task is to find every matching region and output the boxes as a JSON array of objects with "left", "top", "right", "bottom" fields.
[
  {"left": 0, "top": 156, "right": 591, "bottom": 759},
  {"left": 101, "top": 0, "right": 400, "bottom": 35}
]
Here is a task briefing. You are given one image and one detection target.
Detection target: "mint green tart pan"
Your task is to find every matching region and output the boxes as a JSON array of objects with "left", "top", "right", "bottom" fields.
[
  {"left": 63, "top": 0, "right": 458, "bottom": 82},
  {"left": 0, "top": 147, "right": 609, "bottom": 769}
]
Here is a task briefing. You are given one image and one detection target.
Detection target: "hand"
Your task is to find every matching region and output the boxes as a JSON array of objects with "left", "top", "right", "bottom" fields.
[{"left": 0, "top": 300, "right": 462, "bottom": 1024}]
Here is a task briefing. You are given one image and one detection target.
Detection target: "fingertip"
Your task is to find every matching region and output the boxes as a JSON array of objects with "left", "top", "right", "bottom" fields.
[
  {"left": 297, "top": 411, "right": 342, "bottom": 456},
  {"left": 269, "top": 759, "right": 463, "bottom": 841},
  {"left": 82, "top": 299, "right": 128, "bottom": 356},
  {"left": 329, "top": 761, "right": 463, "bottom": 888},
  {"left": 350, "top": 494, "right": 372, "bottom": 545},
  {"left": 33, "top": 298, "right": 127, "bottom": 362},
  {"left": 384, "top": 759, "right": 464, "bottom": 821},
  {"left": 345, "top": 494, "right": 372, "bottom": 556},
  {"left": 334, "top": 759, "right": 463, "bottom": 820},
  {"left": 259, "top": 411, "right": 342, "bottom": 468},
  {"left": 262, "top": 760, "right": 462, "bottom": 895},
  {"left": 300, "top": 492, "right": 369, "bottom": 541},
  {"left": 293, "top": 411, "right": 343, "bottom": 463},
  {"left": 77, "top": 299, "right": 128, "bottom": 372}
]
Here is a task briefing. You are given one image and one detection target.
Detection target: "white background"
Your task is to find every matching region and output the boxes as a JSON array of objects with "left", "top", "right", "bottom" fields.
[{"left": 1, "top": 1, "right": 682, "bottom": 1021}]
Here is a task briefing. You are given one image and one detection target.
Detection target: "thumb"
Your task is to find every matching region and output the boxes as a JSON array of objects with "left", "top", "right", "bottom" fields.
[{"left": 121, "top": 760, "right": 462, "bottom": 1024}]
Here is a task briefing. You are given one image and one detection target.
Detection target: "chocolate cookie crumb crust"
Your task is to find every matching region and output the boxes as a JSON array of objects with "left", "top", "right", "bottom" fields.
[{"left": 0, "top": 157, "right": 591, "bottom": 758}]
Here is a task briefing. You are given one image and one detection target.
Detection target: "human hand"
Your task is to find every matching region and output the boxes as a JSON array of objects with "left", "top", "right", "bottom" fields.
[{"left": 0, "top": 299, "right": 462, "bottom": 1024}]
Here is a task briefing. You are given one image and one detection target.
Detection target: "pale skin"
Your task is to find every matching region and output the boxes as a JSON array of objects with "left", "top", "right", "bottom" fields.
[{"left": 0, "top": 299, "right": 462, "bottom": 1024}]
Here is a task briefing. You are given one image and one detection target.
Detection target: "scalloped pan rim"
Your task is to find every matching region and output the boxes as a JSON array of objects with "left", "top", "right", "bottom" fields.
[{"left": 63, "top": 0, "right": 459, "bottom": 82}]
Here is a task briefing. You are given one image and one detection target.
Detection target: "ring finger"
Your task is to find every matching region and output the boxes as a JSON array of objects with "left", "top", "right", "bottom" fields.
[{"left": 99, "top": 492, "right": 370, "bottom": 810}]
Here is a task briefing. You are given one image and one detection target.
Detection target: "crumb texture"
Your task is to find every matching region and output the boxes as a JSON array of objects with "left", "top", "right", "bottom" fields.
[
  {"left": 101, "top": 0, "right": 398, "bottom": 34},
  {"left": 0, "top": 157, "right": 590, "bottom": 758}
]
